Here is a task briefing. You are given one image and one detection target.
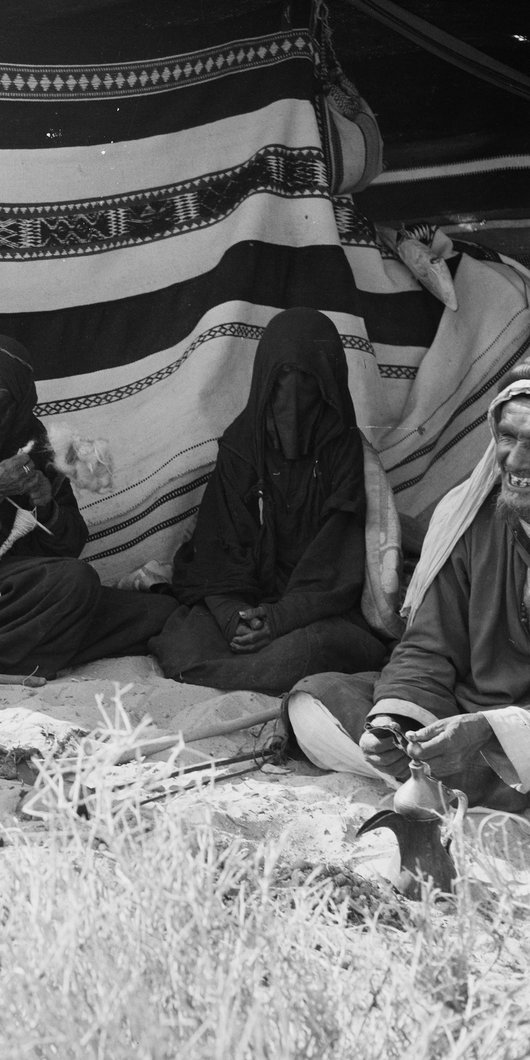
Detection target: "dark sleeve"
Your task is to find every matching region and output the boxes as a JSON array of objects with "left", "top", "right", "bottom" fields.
[
  {"left": 374, "top": 534, "right": 472, "bottom": 718},
  {"left": 263, "top": 510, "right": 366, "bottom": 639},
  {"left": 205, "top": 594, "right": 254, "bottom": 642},
  {"left": 10, "top": 467, "right": 89, "bottom": 559}
]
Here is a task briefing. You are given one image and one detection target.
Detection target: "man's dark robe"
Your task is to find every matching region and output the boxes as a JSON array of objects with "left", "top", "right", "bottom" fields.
[
  {"left": 289, "top": 487, "right": 530, "bottom": 807},
  {"left": 373, "top": 488, "right": 530, "bottom": 719},
  {"left": 150, "top": 307, "right": 386, "bottom": 694}
]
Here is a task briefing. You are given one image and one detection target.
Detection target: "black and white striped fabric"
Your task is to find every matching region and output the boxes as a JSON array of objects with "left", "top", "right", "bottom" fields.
[{"left": 0, "top": 1, "right": 528, "bottom": 582}]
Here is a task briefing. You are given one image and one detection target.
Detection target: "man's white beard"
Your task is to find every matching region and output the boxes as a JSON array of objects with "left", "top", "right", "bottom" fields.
[{"left": 496, "top": 490, "right": 530, "bottom": 526}]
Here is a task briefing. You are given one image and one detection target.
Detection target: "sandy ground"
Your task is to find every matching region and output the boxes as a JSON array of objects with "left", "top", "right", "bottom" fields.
[{"left": 1, "top": 655, "right": 530, "bottom": 900}]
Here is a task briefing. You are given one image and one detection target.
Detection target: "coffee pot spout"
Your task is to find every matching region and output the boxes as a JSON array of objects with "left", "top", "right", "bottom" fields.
[{"left": 355, "top": 761, "right": 468, "bottom": 900}]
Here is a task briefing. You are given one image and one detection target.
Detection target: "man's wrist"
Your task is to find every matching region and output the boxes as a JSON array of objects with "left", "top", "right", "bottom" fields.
[{"left": 372, "top": 695, "right": 441, "bottom": 730}]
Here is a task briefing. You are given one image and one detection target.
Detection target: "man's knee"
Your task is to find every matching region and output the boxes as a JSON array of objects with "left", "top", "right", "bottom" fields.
[
  {"left": 284, "top": 669, "right": 378, "bottom": 742},
  {"left": 288, "top": 670, "right": 378, "bottom": 724},
  {"left": 284, "top": 671, "right": 383, "bottom": 773}
]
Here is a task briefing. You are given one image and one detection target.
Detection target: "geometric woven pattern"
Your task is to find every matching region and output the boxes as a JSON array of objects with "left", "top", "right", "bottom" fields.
[
  {"left": 333, "top": 197, "right": 378, "bottom": 247},
  {"left": 36, "top": 323, "right": 379, "bottom": 416},
  {"left": 377, "top": 364, "right": 418, "bottom": 380},
  {"left": 0, "top": 146, "right": 328, "bottom": 259},
  {"left": 341, "top": 334, "right": 375, "bottom": 356},
  {"left": 35, "top": 323, "right": 266, "bottom": 415},
  {"left": 0, "top": 31, "right": 316, "bottom": 101}
]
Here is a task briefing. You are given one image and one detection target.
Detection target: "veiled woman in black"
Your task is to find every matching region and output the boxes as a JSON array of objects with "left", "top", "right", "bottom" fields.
[
  {"left": 151, "top": 308, "right": 387, "bottom": 695},
  {"left": 0, "top": 335, "right": 175, "bottom": 679}
]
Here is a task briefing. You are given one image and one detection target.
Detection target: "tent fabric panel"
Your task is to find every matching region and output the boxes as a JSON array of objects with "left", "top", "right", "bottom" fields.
[
  {"left": 0, "top": 100, "right": 322, "bottom": 202},
  {"left": 0, "top": 1, "right": 528, "bottom": 582}
]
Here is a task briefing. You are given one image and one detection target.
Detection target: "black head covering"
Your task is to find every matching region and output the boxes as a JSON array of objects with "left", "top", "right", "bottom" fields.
[
  {"left": 173, "top": 308, "right": 366, "bottom": 602},
  {"left": 223, "top": 306, "right": 358, "bottom": 471},
  {"left": 0, "top": 335, "right": 44, "bottom": 459}
]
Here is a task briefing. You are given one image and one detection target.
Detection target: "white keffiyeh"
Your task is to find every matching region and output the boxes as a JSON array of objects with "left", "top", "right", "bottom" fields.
[{"left": 402, "top": 378, "right": 530, "bottom": 624}]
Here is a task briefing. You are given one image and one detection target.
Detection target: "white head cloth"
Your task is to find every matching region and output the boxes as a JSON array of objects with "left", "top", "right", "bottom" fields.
[{"left": 402, "top": 378, "right": 530, "bottom": 624}]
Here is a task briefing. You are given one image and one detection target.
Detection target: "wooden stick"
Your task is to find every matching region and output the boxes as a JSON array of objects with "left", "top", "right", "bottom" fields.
[
  {"left": 6, "top": 497, "right": 53, "bottom": 536},
  {"left": 140, "top": 760, "right": 267, "bottom": 805},
  {"left": 182, "top": 704, "right": 282, "bottom": 744},
  {"left": 0, "top": 674, "right": 46, "bottom": 687},
  {"left": 115, "top": 703, "right": 282, "bottom": 764}
]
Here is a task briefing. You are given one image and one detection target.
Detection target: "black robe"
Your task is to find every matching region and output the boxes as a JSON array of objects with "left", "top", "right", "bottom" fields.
[
  {"left": 0, "top": 334, "right": 87, "bottom": 557},
  {"left": 0, "top": 336, "right": 175, "bottom": 678},
  {"left": 151, "top": 308, "right": 386, "bottom": 693}
]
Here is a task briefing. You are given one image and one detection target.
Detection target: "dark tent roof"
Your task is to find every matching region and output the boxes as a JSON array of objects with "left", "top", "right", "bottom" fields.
[{"left": 329, "top": 0, "right": 530, "bottom": 264}]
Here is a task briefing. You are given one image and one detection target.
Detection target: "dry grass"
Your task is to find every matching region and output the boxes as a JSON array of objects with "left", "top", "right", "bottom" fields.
[{"left": 1, "top": 687, "right": 530, "bottom": 1060}]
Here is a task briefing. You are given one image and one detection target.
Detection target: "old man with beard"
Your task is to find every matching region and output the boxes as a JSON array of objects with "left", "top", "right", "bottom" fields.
[{"left": 285, "top": 363, "right": 530, "bottom": 811}]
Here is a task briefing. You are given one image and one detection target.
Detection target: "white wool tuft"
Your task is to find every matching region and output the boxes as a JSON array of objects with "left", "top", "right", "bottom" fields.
[{"left": 47, "top": 422, "right": 113, "bottom": 493}]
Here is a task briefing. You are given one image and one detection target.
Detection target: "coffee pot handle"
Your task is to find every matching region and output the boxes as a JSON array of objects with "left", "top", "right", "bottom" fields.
[{"left": 444, "top": 786, "right": 468, "bottom": 839}]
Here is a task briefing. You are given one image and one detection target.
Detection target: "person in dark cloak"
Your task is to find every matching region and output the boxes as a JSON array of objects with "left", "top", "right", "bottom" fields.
[
  {"left": 150, "top": 307, "right": 387, "bottom": 695},
  {"left": 0, "top": 336, "right": 176, "bottom": 680}
]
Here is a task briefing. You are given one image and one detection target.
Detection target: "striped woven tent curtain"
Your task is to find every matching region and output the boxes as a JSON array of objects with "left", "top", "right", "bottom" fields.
[{"left": 1, "top": 0, "right": 529, "bottom": 582}]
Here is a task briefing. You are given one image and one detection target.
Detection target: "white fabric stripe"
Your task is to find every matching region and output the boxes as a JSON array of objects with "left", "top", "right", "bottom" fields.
[
  {"left": 373, "top": 154, "right": 530, "bottom": 185},
  {"left": 0, "top": 195, "right": 338, "bottom": 312},
  {"left": 288, "top": 690, "right": 396, "bottom": 780},
  {"left": 341, "top": 244, "right": 422, "bottom": 294},
  {"left": 483, "top": 708, "right": 530, "bottom": 793},
  {"left": 0, "top": 100, "right": 320, "bottom": 202},
  {"left": 446, "top": 219, "right": 530, "bottom": 234},
  {"left": 371, "top": 343, "right": 426, "bottom": 365},
  {"left": 84, "top": 504, "right": 203, "bottom": 582},
  {"left": 372, "top": 256, "right": 530, "bottom": 502}
]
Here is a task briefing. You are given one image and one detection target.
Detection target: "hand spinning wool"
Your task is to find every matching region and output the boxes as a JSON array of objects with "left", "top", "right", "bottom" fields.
[
  {"left": 0, "top": 335, "right": 175, "bottom": 682},
  {"left": 3, "top": 424, "right": 112, "bottom": 559}
]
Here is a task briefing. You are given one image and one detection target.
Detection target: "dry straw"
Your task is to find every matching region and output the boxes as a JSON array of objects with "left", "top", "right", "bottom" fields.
[{"left": 0, "top": 685, "right": 529, "bottom": 1059}]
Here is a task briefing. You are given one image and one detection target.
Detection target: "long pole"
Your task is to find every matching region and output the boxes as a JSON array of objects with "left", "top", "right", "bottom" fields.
[{"left": 115, "top": 703, "right": 283, "bottom": 764}]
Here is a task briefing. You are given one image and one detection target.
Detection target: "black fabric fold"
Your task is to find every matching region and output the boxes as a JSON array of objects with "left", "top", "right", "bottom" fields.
[{"left": 172, "top": 306, "right": 367, "bottom": 637}]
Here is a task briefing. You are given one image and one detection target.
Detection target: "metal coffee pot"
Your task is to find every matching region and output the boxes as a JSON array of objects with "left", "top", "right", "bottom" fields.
[{"left": 357, "top": 753, "right": 468, "bottom": 901}]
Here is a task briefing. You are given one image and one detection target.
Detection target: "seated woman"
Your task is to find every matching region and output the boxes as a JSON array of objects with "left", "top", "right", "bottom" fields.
[
  {"left": 150, "top": 307, "right": 388, "bottom": 695},
  {"left": 0, "top": 335, "right": 175, "bottom": 680}
]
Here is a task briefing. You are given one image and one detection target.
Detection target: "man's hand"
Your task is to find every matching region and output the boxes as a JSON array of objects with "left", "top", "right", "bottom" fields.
[
  {"left": 359, "top": 715, "right": 410, "bottom": 780},
  {"left": 0, "top": 454, "right": 42, "bottom": 499},
  {"left": 405, "top": 713, "right": 492, "bottom": 777},
  {"left": 230, "top": 605, "right": 272, "bottom": 654}
]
